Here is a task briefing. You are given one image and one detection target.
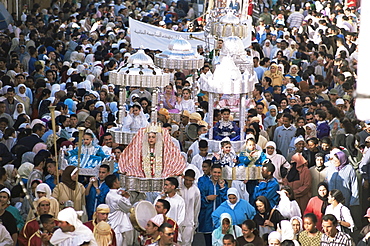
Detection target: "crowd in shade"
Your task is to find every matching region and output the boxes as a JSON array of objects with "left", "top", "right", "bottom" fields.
[{"left": 0, "top": 0, "right": 368, "bottom": 245}]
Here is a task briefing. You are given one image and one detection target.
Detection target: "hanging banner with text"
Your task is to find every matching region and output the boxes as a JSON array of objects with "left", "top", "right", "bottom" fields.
[{"left": 129, "top": 17, "right": 213, "bottom": 51}]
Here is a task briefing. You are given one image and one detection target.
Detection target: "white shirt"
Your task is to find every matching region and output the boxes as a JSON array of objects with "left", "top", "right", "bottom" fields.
[
  {"left": 178, "top": 182, "right": 201, "bottom": 227},
  {"left": 155, "top": 193, "right": 186, "bottom": 226},
  {"left": 191, "top": 153, "right": 213, "bottom": 173},
  {"left": 105, "top": 189, "right": 133, "bottom": 233},
  {"left": 325, "top": 203, "right": 354, "bottom": 231}
]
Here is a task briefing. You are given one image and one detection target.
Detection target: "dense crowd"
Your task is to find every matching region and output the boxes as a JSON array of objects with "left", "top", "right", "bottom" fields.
[{"left": 0, "top": 0, "right": 367, "bottom": 245}]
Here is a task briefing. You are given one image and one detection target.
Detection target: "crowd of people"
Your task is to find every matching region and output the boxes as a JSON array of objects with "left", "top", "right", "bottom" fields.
[{"left": 0, "top": 0, "right": 368, "bottom": 245}]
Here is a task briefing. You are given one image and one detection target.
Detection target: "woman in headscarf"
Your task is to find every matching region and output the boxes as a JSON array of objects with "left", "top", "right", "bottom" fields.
[
  {"left": 287, "top": 65, "right": 302, "bottom": 82},
  {"left": 122, "top": 103, "right": 149, "bottom": 133},
  {"left": 283, "top": 152, "right": 312, "bottom": 214},
  {"left": 12, "top": 102, "right": 26, "bottom": 120},
  {"left": 212, "top": 188, "right": 256, "bottom": 228},
  {"left": 52, "top": 166, "right": 86, "bottom": 212},
  {"left": 263, "top": 64, "right": 284, "bottom": 86},
  {"left": 325, "top": 189, "right": 354, "bottom": 233},
  {"left": 94, "top": 101, "right": 109, "bottom": 124},
  {"left": 304, "top": 182, "right": 329, "bottom": 231},
  {"left": 32, "top": 142, "right": 48, "bottom": 154},
  {"left": 253, "top": 196, "right": 284, "bottom": 237},
  {"left": 28, "top": 183, "right": 59, "bottom": 220},
  {"left": 0, "top": 188, "right": 24, "bottom": 231},
  {"left": 64, "top": 98, "right": 75, "bottom": 115},
  {"left": 290, "top": 216, "right": 303, "bottom": 240},
  {"left": 84, "top": 116, "right": 99, "bottom": 138},
  {"left": 15, "top": 84, "right": 31, "bottom": 115},
  {"left": 3, "top": 164, "right": 17, "bottom": 190},
  {"left": 264, "top": 141, "right": 289, "bottom": 185},
  {"left": 268, "top": 231, "right": 282, "bottom": 246},
  {"left": 211, "top": 213, "right": 242, "bottom": 246},
  {"left": 263, "top": 105, "right": 278, "bottom": 130},
  {"left": 262, "top": 40, "right": 273, "bottom": 60},
  {"left": 304, "top": 123, "right": 317, "bottom": 140},
  {"left": 326, "top": 150, "right": 359, "bottom": 208}
]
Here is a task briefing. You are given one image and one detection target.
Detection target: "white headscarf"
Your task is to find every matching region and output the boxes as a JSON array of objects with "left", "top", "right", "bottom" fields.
[
  {"left": 35, "top": 183, "right": 52, "bottom": 200},
  {"left": 51, "top": 207, "right": 96, "bottom": 246},
  {"left": 17, "top": 84, "right": 28, "bottom": 99},
  {"left": 13, "top": 102, "right": 26, "bottom": 120},
  {"left": 226, "top": 187, "right": 240, "bottom": 209},
  {"left": 85, "top": 54, "right": 95, "bottom": 65},
  {"left": 70, "top": 51, "right": 79, "bottom": 62},
  {"left": 51, "top": 84, "right": 61, "bottom": 97},
  {"left": 265, "top": 141, "right": 277, "bottom": 159}
]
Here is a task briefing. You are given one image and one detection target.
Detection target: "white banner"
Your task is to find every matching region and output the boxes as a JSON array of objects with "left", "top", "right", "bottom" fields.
[{"left": 129, "top": 17, "right": 212, "bottom": 51}]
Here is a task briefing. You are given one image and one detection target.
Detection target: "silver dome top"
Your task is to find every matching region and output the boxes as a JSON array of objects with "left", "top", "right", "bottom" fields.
[{"left": 127, "top": 49, "right": 154, "bottom": 66}]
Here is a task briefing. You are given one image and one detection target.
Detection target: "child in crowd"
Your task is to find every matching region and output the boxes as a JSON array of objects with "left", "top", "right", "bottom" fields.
[
  {"left": 191, "top": 140, "right": 213, "bottom": 173},
  {"left": 213, "top": 139, "right": 238, "bottom": 167},
  {"left": 175, "top": 88, "right": 196, "bottom": 113},
  {"left": 315, "top": 110, "right": 330, "bottom": 138},
  {"left": 213, "top": 108, "right": 240, "bottom": 141}
]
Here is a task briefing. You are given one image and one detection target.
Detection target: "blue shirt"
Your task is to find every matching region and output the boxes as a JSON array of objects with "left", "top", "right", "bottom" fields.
[{"left": 252, "top": 178, "right": 280, "bottom": 208}]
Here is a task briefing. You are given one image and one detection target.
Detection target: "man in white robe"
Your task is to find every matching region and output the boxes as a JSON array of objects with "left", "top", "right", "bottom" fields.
[
  {"left": 154, "top": 177, "right": 185, "bottom": 242},
  {"left": 50, "top": 207, "right": 97, "bottom": 246},
  {"left": 105, "top": 174, "right": 133, "bottom": 246},
  {"left": 178, "top": 170, "right": 201, "bottom": 246}
]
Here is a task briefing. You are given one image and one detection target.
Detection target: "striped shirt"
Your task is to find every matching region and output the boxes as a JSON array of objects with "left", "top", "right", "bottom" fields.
[{"left": 320, "top": 231, "right": 354, "bottom": 246}]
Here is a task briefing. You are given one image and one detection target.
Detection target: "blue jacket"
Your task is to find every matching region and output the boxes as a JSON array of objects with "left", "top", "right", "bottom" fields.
[
  {"left": 198, "top": 176, "right": 228, "bottom": 233},
  {"left": 252, "top": 178, "right": 280, "bottom": 208},
  {"left": 212, "top": 199, "right": 256, "bottom": 228},
  {"left": 85, "top": 181, "right": 110, "bottom": 220}
]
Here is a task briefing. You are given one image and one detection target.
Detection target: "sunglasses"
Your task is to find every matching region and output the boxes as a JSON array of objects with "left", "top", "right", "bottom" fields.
[{"left": 306, "top": 118, "right": 313, "bottom": 121}]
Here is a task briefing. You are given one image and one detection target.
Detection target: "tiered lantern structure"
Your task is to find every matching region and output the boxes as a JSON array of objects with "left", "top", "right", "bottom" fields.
[
  {"left": 154, "top": 37, "right": 204, "bottom": 118},
  {"left": 201, "top": 9, "right": 257, "bottom": 142},
  {"left": 108, "top": 48, "right": 170, "bottom": 144}
]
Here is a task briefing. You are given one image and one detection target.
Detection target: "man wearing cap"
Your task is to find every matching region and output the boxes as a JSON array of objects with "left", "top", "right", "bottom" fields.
[
  {"left": 140, "top": 214, "right": 164, "bottom": 245},
  {"left": 329, "top": 88, "right": 339, "bottom": 105},
  {"left": 84, "top": 204, "right": 117, "bottom": 246},
  {"left": 18, "top": 197, "right": 55, "bottom": 246}
]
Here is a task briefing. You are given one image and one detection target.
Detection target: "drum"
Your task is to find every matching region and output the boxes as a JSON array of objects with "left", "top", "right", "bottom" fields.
[
  {"left": 150, "top": 178, "right": 164, "bottom": 192},
  {"left": 130, "top": 201, "right": 157, "bottom": 232},
  {"left": 138, "top": 178, "right": 151, "bottom": 192},
  {"left": 185, "top": 123, "right": 199, "bottom": 140},
  {"left": 125, "top": 176, "right": 139, "bottom": 191}
]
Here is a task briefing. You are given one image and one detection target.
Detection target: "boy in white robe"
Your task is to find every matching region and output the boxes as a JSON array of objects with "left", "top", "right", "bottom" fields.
[
  {"left": 105, "top": 174, "right": 134, "bottom": 246},
  {"left": 178, "top": 169, "right": 201, "bottom": 246}
]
